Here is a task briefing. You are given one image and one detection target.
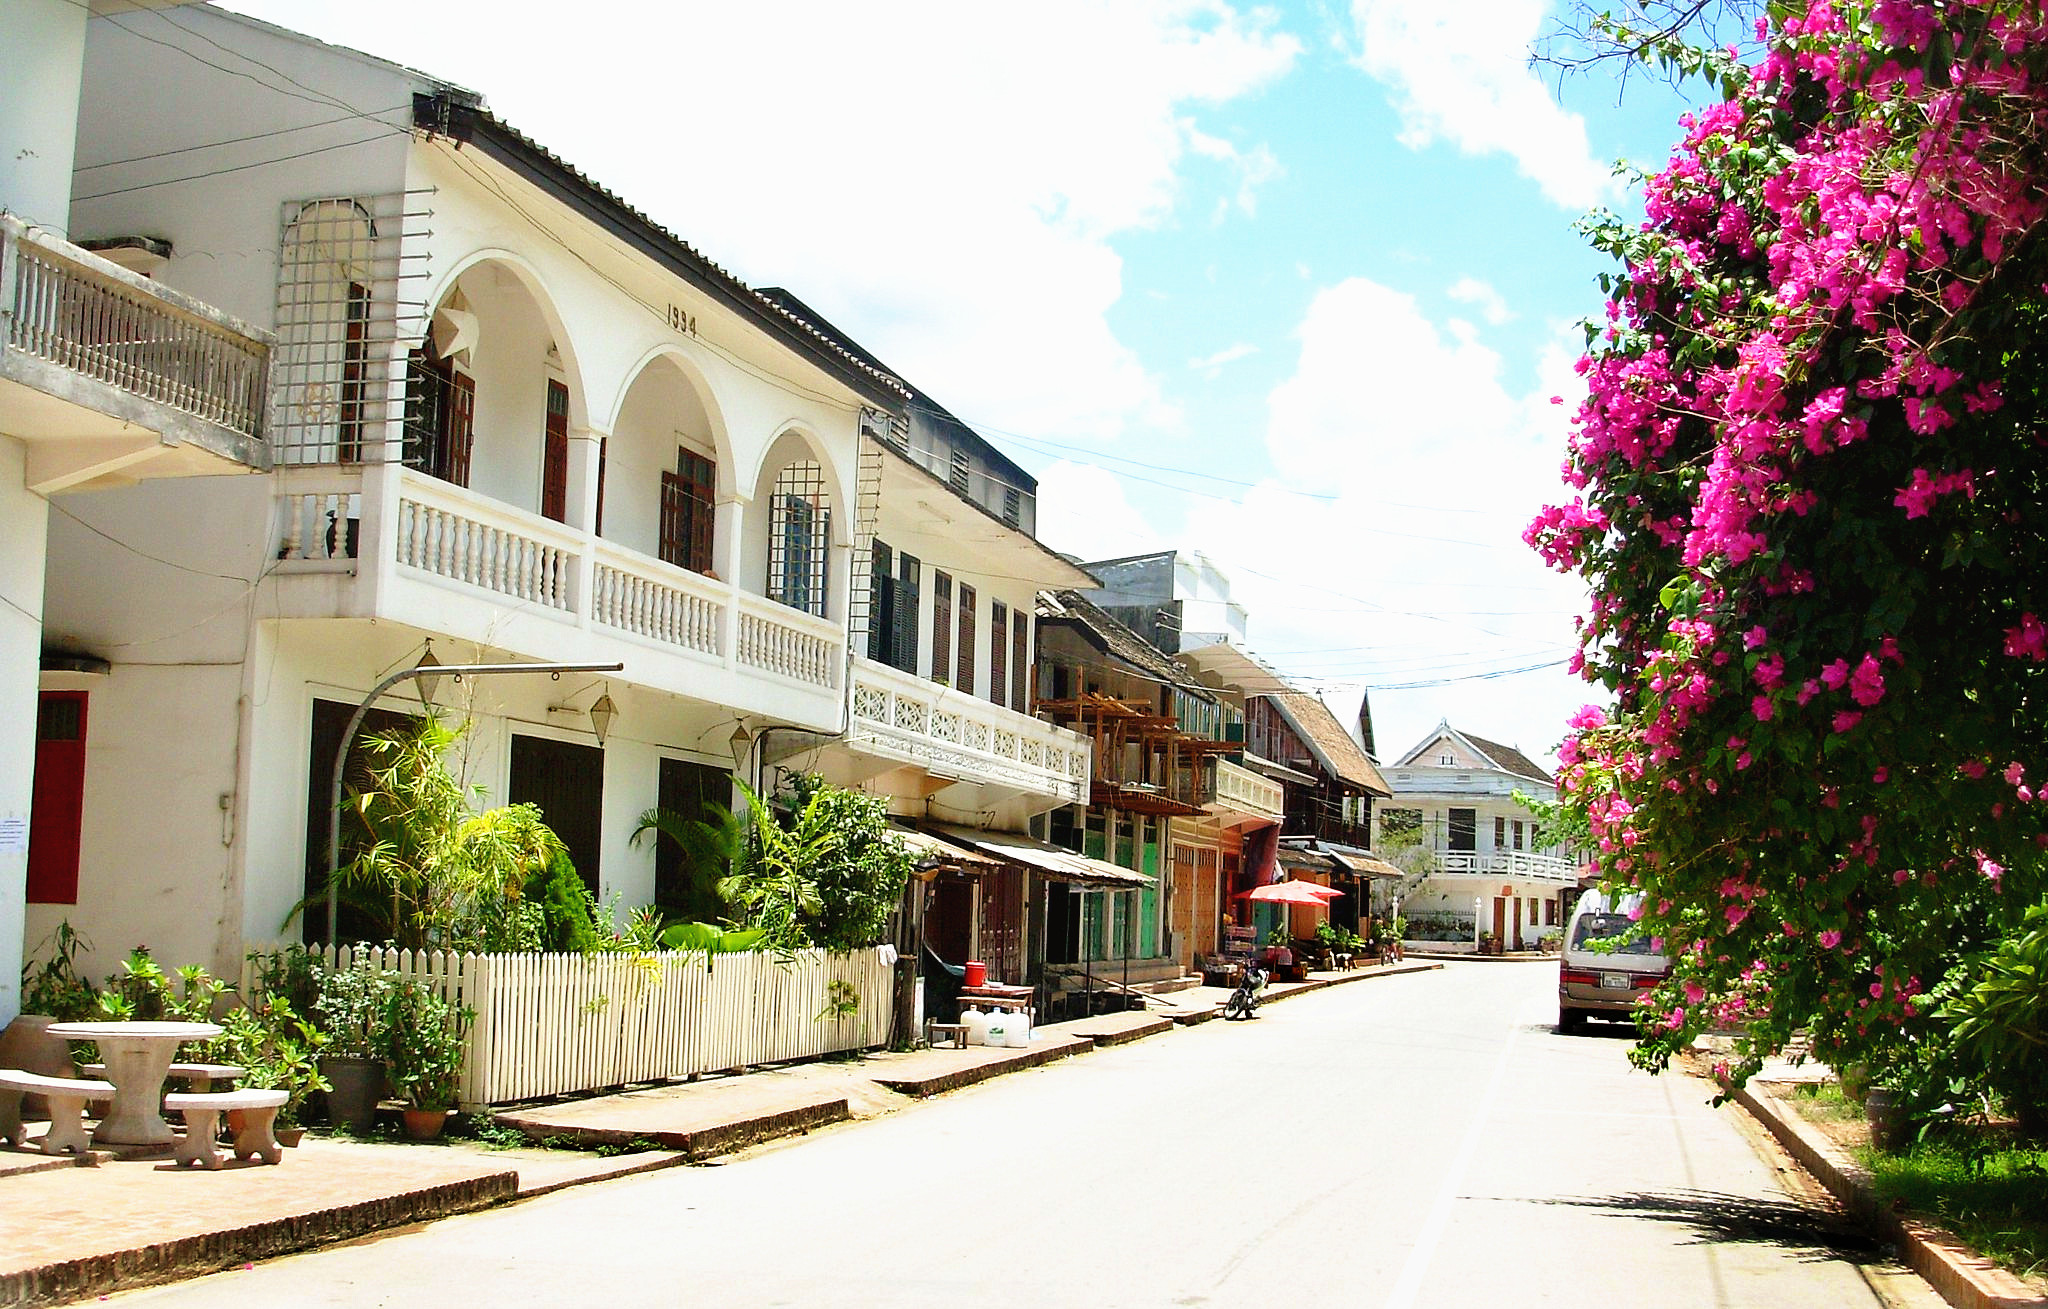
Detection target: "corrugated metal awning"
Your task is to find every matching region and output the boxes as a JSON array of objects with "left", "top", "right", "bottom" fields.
[
  {"left": 924, "top": 824, "right": 1152, "bottom": 888},
  {"left": 891, "top": 822, "right": 1004, "bottom": 878}
]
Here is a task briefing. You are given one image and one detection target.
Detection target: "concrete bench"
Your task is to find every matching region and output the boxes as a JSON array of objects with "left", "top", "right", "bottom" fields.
[
  {"left": 85, "top": 1061, "right": 244, "bottom": 1091},
  {"left": 164, "top": 1089, "right": 288, "bottom": 1168},
  {"left": 0, "top": 1069, "right": 116, "bottom": 1155}
]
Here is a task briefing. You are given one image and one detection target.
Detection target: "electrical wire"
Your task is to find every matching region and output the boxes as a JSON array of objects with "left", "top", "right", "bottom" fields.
[{"left": 74, "top": 104, "right": 416, "bottom": 173}]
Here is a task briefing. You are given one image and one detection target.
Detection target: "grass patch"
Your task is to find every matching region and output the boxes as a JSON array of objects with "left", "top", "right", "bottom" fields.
[
  {"left": 1782, "top": 1080, "right": 2048, "bottom": 1284},
  {"left": 1857, "top": 1136, "right": 2048, "bottom": 1283}
]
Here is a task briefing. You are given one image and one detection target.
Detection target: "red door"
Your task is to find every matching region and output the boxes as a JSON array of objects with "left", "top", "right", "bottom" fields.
[
  {"left": 541, "top": 378, "right": 570, "bottom": 522},
  {"left": 28, "top": 692, "right": 88, "bottom": 904}
]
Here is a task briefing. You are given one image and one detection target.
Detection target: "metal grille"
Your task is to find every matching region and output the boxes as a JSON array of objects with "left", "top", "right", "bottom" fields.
[
  {"left": 766, "top": 459, "right": 830, "bottom": 617},
  {"left": 270, "top": 192, "right": 431, "bottom": 465}
]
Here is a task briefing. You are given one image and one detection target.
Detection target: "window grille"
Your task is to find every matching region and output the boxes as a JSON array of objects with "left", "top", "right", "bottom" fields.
[{"left": 766, "top": 460, "right": 830, "bottom": 616}]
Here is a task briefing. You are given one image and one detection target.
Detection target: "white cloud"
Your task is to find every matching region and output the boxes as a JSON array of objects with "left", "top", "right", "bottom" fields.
[
  {"left": 218, "top": 0, "right": 1301, "bottom": 446},
  {"left": 1448, "top": 275, "right": 1514, "bottom": 325},
  {"left": 1188, "top": 278, "right": 1595, "bottom": 761},
  {"left": 1347, "top": 0, "right": 1612, "bottom": 210},
  {"left": 1033, "top": 461, "right": 1169, "bottom": 563},
  {"left": 1188, "top": 342, "right": 1260, "bottom": 371}
]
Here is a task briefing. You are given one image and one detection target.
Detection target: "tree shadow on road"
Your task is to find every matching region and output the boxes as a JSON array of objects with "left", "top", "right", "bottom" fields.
[{"left": 1533, "top": 1189, "right": 1883, "bottom": 1263}]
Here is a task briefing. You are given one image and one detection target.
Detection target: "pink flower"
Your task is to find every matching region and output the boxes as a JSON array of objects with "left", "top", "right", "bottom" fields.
[
  {"left": 1848, "top": 655, "right": 1886, "bottom": 706},
  {"left": 2005, "top": 761, "right": 2026, "bottom": 787},
  {"left": 1752, "top": 695, "right": 1775, "bottom": 721},
  {"left": 1567, "top": 704, "right": 1607, "bottom": 731},
  {"left": 1833, "top": 710, "right": 1862, "bottom": 733},
  {"left": 1818, "top": 929, "right": 1842, "bottom": 950},
  {"left": 2004, "top": 614, "right": 2048, "bottom": 661}
]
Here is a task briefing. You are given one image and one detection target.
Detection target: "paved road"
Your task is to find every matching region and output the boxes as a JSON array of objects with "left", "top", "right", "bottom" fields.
[{"left": 110, "top": 961, "right": 1890, "bottom": 1308}]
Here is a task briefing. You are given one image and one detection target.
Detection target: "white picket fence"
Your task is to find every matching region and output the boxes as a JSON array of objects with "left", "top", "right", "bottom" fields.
[{"left": 298, "top": 945, "right": 895, "bottom": 1108}]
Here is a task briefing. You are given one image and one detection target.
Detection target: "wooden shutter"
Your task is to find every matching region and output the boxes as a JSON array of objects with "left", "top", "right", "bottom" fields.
[
  {"left": 595, "top": 437, "right": 608, "bottom": 536},
  {"left": 931, "top": 573, "right": 953, "bottom": 685},
  {"left": 338, "top": 281, "right": 370, "bottom": 463},
  {"left": 541, "top": 379, "right": 570, "bottom": 522},
  {"left": 867, "top": 541, "right": 894, "bottom": 663},
  {"left": 1012, "top": 612, "right": 1031, "bottom": 711},
  {"left": 446, "top": 369, "right": 475, "bottom": 488},
  {"left": 894, "top": 551, "right": 921, "bottom": 672},
  {"left": 990, "top": 602, "right": 1008, "bottom": 705},
  {"left": 956, "top": 583, "right": 976, "bottom": 695},
  {"left": 27, "top": 693, "right": 88, "bottom": 905}
]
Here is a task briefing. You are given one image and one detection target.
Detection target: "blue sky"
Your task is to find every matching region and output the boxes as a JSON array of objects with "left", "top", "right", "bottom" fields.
[{"left": 215, "top": 0, "right": 1706, "bottom": 765}]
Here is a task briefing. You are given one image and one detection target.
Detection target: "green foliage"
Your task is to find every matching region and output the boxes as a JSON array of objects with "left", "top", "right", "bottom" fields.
[
  {"left": 332, "top": 715, "right": 569, "bottom": 950},
  {"left": 517, "top": 846, "right": 602, "bottom": 953},
  {"left": 19, "top": 922, "right": 99, "bottom": 1021},
  {"left": 632, "top": 798, "right": 744, "bottom": 926},
  {"left": 656, "top": 920, "right": 767, "bottom": 967},
  {"left": 376, "top": 978, "right": 472, "bottom": 1111},
  {"left": 1860, "top": 1135, "right": 2048, "bottom": 1281},
  {"left": 313, "top": 951, "right": 403, "bottom": 1060},
  {"left": 1943, "top": 900, "right": 2048, "bottom": 1134},
  {"left": 816, "top": 979, "right": 860, "bottom": 1024},
  {"left": 715, "top": 774, "right": 914, "bottom": 955}
]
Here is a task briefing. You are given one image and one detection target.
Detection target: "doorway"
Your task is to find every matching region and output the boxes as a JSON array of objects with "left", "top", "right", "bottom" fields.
[{"left": 508, "top": 734, "right": 605, "bottom": 895}]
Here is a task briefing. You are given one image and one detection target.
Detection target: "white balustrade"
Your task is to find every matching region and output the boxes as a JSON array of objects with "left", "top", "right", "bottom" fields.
[
  {"left": 735, "top": 595, "right": 841, "bottom": 689},
  {"left": 850, "top": 660, "right": 1089, "bottom": 805},
  {"left": 590, "top": 548, "right": 724, "bottom": 658},
  {"left": 273, "top": 471, "right": 363, "bottom": 565},
  {"left": 1215, "top": 758, "right": 1284, "bottom": 820},
  {"left": 392, "top": 475, "right": 576, "bottom": 612}
]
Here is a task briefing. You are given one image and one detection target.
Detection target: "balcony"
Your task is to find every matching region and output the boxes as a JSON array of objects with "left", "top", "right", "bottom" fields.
[
  {"left": 1209, "top": 757, "right": 1283, "bottom": 825},
  {"left": 1, "top": 215, "right": 269, "bottom": 489},
  {"left": 1284, "top": 813, "right": 1372, "bottom": 848},
  {"left": 848, "top": 658, "right": 1088, "bottom": 810},
  {"left": 1433, "top": 850, "right": 1581, "bottom": 882},
  {"left": 272, "top": 465, "right": 844, "bottom": 725}
]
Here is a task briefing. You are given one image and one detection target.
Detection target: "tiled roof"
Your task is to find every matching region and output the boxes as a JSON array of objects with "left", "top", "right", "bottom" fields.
[
  {"left": 1042, "top": 591, "right": 1215, "bottom": 698},
  {"left": 1263, "top": 691, "right": 1391, "bottom": 796},
  {"left": 1458, "top": 729, "right": 1554, "bottom": 784}
]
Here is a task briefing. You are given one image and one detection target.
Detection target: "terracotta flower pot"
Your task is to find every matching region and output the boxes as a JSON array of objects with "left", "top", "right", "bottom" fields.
[{"left": 402, "top": 1107, "right": 451, "bottom": 1140}]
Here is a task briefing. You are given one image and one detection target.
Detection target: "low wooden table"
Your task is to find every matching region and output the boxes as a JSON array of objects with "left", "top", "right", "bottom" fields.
[{"left": 958, "top": 984, "right": 1033, "bottom": 1014}]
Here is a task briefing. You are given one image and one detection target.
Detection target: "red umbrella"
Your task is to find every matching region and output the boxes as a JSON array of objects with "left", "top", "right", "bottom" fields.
[{"left": 1235, "top": 879, "right": 1345, "bottom": 906}]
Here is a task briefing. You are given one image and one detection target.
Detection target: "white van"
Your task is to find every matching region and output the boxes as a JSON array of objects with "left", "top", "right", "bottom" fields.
[{"left": 1557, "top": 891, "right": 1670, "bottom": 1033}]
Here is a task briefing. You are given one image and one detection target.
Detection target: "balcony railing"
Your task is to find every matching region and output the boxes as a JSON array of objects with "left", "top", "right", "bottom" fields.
[
  {"left": 1435, "top": 850, "right": 1580, "bottom": 881},
  {"left": 2, "top": 215, "right": 269, "bottom": 445},
  {"left": 1213, "top": 758, "right": 1283, "bottom": 822},
  {"left": 1284, "top": 813, "right": 1372, "bottom": 847},
  {"left": 273, "top": 468, "right": 841, "bottom": 693},
  {"left": 850, "top": 659, "right": 1087, "bottom": 806}
]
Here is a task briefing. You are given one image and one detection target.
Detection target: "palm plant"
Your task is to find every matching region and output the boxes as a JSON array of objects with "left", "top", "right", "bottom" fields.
[{"left": 333, "top": 715, "right": 568, "bottom": 949}]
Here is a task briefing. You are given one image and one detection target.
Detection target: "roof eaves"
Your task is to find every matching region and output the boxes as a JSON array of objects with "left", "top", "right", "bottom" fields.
[{"left": 416, "top": 94, "right": 911, "bottom": 409}]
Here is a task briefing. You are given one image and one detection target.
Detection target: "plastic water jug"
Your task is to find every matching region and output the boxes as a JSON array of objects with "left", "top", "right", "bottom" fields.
[
  {"left": 983, "top": 1009, "right": 1009, "bottom": 1047},
  {"left": 960, "top": 1006, "right": 989, "bottom": 1046},
  {"left": 1004, "top": 1006, "right": 1031, "bottom": 1047}
]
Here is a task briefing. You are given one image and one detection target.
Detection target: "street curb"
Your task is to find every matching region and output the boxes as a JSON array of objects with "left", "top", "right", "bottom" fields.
[
  {"left": 495, "top": 1097, "right": 852, "bottom": 1162},
  {"left": 1739, "top": 1081, "right": 2048, "bottom": 1309},
  {"left": 0, "top": 1170, "right": 517, "bottom": 1309},
  {"left": 871, "top": 1036, "right": 1096, "bottom": 1098},
  {"left": 1070, "top": 1016, "right": 1175, "bottom": 1047}
]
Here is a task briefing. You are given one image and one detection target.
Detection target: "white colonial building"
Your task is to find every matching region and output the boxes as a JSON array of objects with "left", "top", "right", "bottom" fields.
[
  {"left": 19, "top": 7, "right": 1090, "bottom": 985},
  {"left": 1375, "top": 721, "right": 1580, "bottom": 951}
]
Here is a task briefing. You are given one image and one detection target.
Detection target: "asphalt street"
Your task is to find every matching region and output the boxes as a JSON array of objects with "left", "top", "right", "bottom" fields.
[{"left": 108, "top": 960, "right": 1892, "bottom": 1308}]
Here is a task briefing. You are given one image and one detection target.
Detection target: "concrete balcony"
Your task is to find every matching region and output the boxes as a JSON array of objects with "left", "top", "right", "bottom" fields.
[
  {"left": 1, "top": 215, "right": 269, "bottom": 490},
  {"left": 847, "top": 657, "right": 1088, "bottom": 815},
  {"left": 270, "top": 464, "right": 845, "bottom": 728},
  {"left": 1434, "top": 850, "right": 1581, "bottom": 883}
]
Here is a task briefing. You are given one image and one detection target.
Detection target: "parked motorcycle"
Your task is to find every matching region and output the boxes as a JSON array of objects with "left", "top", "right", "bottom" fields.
[{"left": 1222, "top": 959, "right": 1269, "bottom": 1021}]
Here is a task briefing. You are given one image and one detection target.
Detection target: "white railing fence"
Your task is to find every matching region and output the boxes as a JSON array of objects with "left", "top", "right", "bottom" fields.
[
  {"left": 292, "top": 944, "right": 894, "bottom": 1108},
  {"left": 3, "top": 216, "right": 270, "bottom": 439},
  {"left": 1435, "top": 850, "right": 1581, "bottom": 880}
]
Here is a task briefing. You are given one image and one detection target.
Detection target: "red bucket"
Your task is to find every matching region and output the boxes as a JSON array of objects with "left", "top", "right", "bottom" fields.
[{"left": 963, "top": 960, "right": 987, "bottom": 989}]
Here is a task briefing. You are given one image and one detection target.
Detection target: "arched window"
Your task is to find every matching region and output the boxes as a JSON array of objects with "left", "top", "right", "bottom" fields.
[{"left": 767, "top": 460, "right": 830, "bottom": 617}]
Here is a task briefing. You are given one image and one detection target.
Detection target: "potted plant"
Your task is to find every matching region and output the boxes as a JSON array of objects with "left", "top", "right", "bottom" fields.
[
  {"left": 377, "top": 977, "right": 472, "bottom": 1139},
  {"left": 314, "top": 952, "right": 398, "bottom": 1132},
  {"left": 218, "top": 993, "right": 329, "bottom": 1146}
]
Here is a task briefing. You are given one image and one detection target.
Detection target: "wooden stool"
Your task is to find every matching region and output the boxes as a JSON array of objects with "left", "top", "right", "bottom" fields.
[
  {"left": 165, "top": 1089, "right": 288, "bottom": 1168},
  {"left": 0, "top": 1069, "right": 116, "bottom": 1155},
  {"left": 924, "top": 1020, "right": 969, "bottom": 1050}
]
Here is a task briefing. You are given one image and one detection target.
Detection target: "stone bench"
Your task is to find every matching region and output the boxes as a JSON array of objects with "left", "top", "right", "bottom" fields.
[
  {"left": 0, "top": 1069, "right": 116, "bottom": 1155},
  {"left": 164, "top": 1089, "right": 288, "bottom": 1168},
  {"left": 85, "top": 1061, "right": 244, "bottom": 1091}
]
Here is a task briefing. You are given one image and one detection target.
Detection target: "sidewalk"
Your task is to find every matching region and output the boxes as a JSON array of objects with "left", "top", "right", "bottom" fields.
[{"left": 0, "top": 958, "right": 1440, "bottom": 1307}]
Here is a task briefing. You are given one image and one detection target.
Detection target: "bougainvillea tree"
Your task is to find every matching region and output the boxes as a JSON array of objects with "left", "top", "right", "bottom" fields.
[{"left": 1530, "top": 0, "right": 2048, "bottom": 1109}]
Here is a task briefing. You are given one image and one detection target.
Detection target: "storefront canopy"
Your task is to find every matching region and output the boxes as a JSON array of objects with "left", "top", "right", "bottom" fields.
[
  {"left": 922, "top": 824, "right": 1153, "bottom": 889},
  {"left": 890, "top": 822, "right": 1004, "bottom": 879}
]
